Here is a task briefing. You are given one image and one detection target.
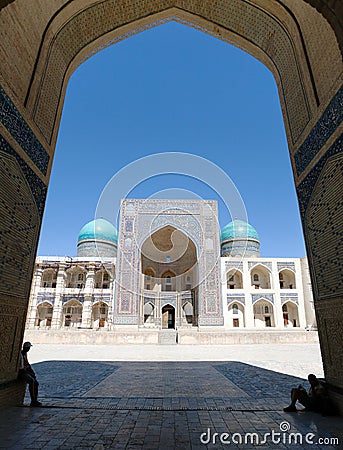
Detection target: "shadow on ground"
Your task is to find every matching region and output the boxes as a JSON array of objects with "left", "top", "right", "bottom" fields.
[{"left": 0, "top": 361, "right": 341, "bottom": 449}]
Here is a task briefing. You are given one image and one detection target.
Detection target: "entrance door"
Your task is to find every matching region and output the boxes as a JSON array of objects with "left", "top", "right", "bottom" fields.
[
  {"left": 162, "top": 305, "right": 175, "bottom": 329},
  {"left": 283, "top": 313, "right": 289, "bottom": 326},
  {"left": 265, "top": 316, "right": 271, "bottom": 327}
]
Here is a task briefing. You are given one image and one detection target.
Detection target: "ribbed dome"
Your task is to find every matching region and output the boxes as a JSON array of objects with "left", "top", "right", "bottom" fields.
[
  {"left": 221, "top": 219, "right": 259, "bottom": 242},
  {"left": 78, "top": 219, "right": 118, "bottom": 244}
]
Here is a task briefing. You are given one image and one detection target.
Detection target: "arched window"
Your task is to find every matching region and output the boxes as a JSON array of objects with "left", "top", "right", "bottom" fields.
[
  {"left": 166, "top": 256, "right": 171, "bottom": 263},
  {"left": 253, "top": 274, "right": 259, "bottom": 282},
  {"left": 279, "top": 273, "right": 284, "bottom": 280},
  {"left": 282, "top": 304, "right": 288, "bottom": 312},
  {"left": 41, "top": 269, "right": 57, "bottom": 288},
  {"left": 166, "top": 276, "right": 171, "bottom": 284},
  {"left": 144, "top": 269, "right": 155, "bottom": 290},
  {"left": 232, "top": 304, "right": 239, "bottom": 315},
  {"left": 78, "top": 273, "right": 84, "bottom": 281},
  {"left": 264, "top": 305, "right": 269, "bottom": 314}
]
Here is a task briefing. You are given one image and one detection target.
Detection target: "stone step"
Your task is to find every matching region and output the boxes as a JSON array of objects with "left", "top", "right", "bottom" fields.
[{"left": 158, "top": 330, "right": 177, "bottom": 345}]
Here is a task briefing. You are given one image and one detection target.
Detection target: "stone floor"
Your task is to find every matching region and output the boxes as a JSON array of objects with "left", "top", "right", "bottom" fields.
[{"left": 0, "top": 343, "right": 342, "bottom": 449}]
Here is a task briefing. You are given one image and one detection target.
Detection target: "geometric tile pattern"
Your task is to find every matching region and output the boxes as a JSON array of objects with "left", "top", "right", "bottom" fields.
[
  {"left": 37, "top": 293, "right": 55, "bottom": 305},
  {"left": 297, "top": 134, "right": 342, "bottom": 218},
  {"left": 304, "top": 153, "right": 343, "bottom": 299},
  {"left": 280, "top": 293, "right": 299, "bottom": 305},
  {"left": 0, "top": 134, "right": 47, "bottom": 215},
  {"left": 0, "top": 151, "right": 40, "bottom": 298},
  {"left": 62, "top": 295, "right": 85, "bottom": 304},
  {"left": 294, "top": 86, "right": 343, "bottom": 176},
  {"left": 227, "top": 294, "right": 245, "bottom": 305},
  {"left": 251, "top": 294, "right": 274, "bottom": 304},
  {"left": 0, "top": 86, "right": 49, "bottom": 175},
  {"left": 277, "top": 262, "right": 295, "bottom": 272}
]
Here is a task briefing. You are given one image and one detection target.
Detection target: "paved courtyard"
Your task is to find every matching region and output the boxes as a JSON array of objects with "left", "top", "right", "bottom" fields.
[{"left": 0, "top": 343, "right": 342, "bottom": 449}]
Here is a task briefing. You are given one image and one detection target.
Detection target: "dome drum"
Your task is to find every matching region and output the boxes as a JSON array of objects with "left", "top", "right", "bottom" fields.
[
  {"left": 221, "top": 219, "right": 260, "bottom": 257},
  {"left": 77, "top": 219, "right": 118, "bottom": 258}
]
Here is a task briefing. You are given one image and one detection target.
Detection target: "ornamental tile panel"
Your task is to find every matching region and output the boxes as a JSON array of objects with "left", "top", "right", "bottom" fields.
[
  {"left": 251, "top": 294, "right": 274, "bottom": 304},
  {"left": 227, "top": 294, "right": 245, "bottom": 306},
  {"left": 280, "top": 293, "right": 299, "bottom": 305},
  {"left": 277, "top": 262, "right": 296, "bottom": 272},
  {"left": 297, "top": 134, "right": 342, "bottom": 218},
  {"left": 0, "top": 86, "right": 49, "bottom": 174},
  {"left": 295, "top": 86, "right": 343, "bottom": 176}
]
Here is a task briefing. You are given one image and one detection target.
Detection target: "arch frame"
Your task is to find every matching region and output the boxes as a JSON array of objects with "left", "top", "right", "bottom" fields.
[{"left": 21, "top": 3, "right": 331, "bottom": 150}]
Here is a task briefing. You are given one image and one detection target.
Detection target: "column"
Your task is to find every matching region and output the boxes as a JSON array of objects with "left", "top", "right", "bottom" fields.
[
  {"left": 81, "top": 264, "right": 95, "bottom": 328},
  {"left": 51, "top": 263, "right": 66, "bottom": 329},
  {"left": 272, "top": 261, "right": 283, "bottom": 328},
  {"left": 26, "top": 267, "right": 43, "bottom": 328},
  {"left": 295, "top": 259, "right": 307, "bottom": 328},
  {"left": 243, "top": 260, "right": 254, "bottom": 328}
]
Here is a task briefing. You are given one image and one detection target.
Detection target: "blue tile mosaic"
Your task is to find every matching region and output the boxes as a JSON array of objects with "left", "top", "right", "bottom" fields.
[
  {"left": 226, "top": 294, "right": 245, "bottom": 305},
  {"left": 251, "top": 294, "right": 274, "bottom": 304},
  {"left": 62, "top": 295, "right": 84, "bottom": 304},
  {"left": 0, "top": 134, "right": 47, "bottom": 215},
  {"left": 297, "top": 134, "right": 343, "bottom": 218},
  {"left": 37, "top": 293, "right": 55, "bottom": 305},
  {"left": 0, "top": 86, "right": 49, "bottom": 175},
  {"left": 294, "top": 86, "right": 343, "bottom": 175}
]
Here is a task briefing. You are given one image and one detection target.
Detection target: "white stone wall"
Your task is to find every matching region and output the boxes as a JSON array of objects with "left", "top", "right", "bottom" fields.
[
  {"left": 221, "top": 257, "right": 311, "bottom": 330},
  {"left": 27, "top": 255, "right": 314, "bottom": 332}
]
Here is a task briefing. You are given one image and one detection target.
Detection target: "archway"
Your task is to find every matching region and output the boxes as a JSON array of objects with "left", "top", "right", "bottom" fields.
[
  {"left": 279, "top": 269, "right": 296, "bottom": 290},
  {"left": 250, "top": 264, "right": 272, "bottom": 289},
  {"left": 228, "top": 302, "right": 245, "bottom": 328},
  {"left": 91, "top": 301, "right": 109, "bottom": 328},
  {"left": 253, "top": 299, "right": 275, "bottom": 328},
  {"left": 226, "top": 269, "right": 243, "bottom": 290},
  {"left": 162, "top": 304, "right": 175, "bottom": 329},
  {"left": 62, "top": 299, "right": 83, "bottom": 328},
  {"left": 0, "top": 1, "right": 342, "bottom": 407},
  {"left": 35, "top": 301, "right": 53, "bottom": 328},
  {"left": 140, "top": 225, "right": 198, "bottom": 328},
  {"left": 282, "top": 301, "right": 300, "bottom": 328}
]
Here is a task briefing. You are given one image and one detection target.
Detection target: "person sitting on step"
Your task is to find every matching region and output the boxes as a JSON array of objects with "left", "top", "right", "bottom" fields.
[
  {"left": 18, "top": 341, "right": 42, "bottom": 407},
  {"left": 283, "top": 373, "right": 326, "bottom": 413}
]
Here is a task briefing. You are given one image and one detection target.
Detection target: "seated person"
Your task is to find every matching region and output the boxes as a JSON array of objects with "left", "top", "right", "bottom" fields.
[
  {"left": 283, "top": 374, "right": 326, "bottom": 413},
  {"left": 18, "top": 341, "right": 42, "bottom": 407}
]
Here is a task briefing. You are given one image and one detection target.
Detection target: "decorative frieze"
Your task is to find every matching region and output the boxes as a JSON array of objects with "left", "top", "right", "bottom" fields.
[
  {"left": 277, "top": 262, "right": 296, "bottom": 272},
  {"left": 248, "top": 261, "right": 272, "bottom": 271},
  {"left": 251, "top": 294, "right": 274, "bottom": 304},
  {"left": 227, "top": 294, "right": 245, "bottom": 306},
  {"left": 280, "top": 293, "right": 299, "bottom": 305},
  {"left": 62, "top": 295, "right": 84, "bottom": 304}
]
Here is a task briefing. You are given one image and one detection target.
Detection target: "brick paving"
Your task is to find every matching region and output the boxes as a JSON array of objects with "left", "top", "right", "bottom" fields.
[{"left": 0, "top": 345, "right": 342, "bottom": 449}]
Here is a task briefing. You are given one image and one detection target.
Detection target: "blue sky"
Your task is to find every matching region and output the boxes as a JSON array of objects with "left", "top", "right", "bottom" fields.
[{"left": 38, "top": 22, "right": 306, "bottom": 258}]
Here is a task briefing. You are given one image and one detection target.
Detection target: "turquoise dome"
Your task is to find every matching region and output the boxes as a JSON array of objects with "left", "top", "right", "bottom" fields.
[
  {"left": 221, "top": 219, "right": 259, "bottom": 242},
  {"left": 78, "top": 219, "right": 118, "bottom": 244}
]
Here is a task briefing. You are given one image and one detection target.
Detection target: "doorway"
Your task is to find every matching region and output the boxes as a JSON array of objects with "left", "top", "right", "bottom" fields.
[{"left": 162, "top": 305, "right": 175, "bottom": 329}]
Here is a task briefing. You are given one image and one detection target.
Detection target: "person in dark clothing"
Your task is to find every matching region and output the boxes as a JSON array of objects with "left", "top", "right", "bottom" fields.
[
  {"left": 18, "top": 342, "right": 42, "bottom": 407},
  {"left": 283, "top": 374, "right": 326, "bottom": 413}
]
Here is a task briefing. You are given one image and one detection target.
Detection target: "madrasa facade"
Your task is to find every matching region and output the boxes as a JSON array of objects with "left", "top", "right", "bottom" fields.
[{"left": 26, "top": 199, "right": 316, "bottom": 343}]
